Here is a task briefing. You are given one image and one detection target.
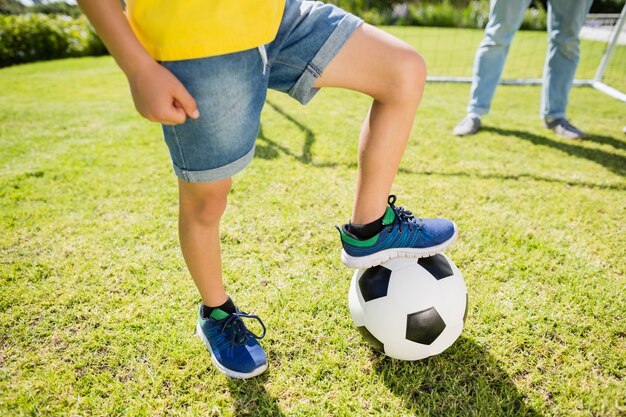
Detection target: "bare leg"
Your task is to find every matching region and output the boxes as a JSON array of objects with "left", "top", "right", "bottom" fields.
[
  {"left": 314, "top": 24, "right": 426, "bottom": 224},
  {"left": 178, "top": 177, "right": 231, "bottom": 307}
]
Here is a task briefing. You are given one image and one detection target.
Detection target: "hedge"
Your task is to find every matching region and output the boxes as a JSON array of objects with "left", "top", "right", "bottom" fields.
[
  {"left": 0, "top": 13, "right": 106, "bottom": 68},
  {"left": 329, "top": 0, "right": 548, "bottom": 29}
]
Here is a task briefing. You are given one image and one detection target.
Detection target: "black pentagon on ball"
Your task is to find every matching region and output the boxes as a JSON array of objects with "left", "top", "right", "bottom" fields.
[
  {"left": 358, "top": 265, "right": 392, "bottom": 302},
  {"left": 406, "top": 307, "right": 446, "bottom": 345},
  {"left": 417, "top": 254, "right": 453, "bottom": 280},
  {"left": 357, "top": 326, "right": 385, "bottom": 353}
]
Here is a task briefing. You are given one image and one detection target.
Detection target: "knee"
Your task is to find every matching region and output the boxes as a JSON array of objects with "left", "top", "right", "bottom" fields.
[
  {"left": 482, "top": 31, "right": 512, "bottom": 49},
  {"left": 483, "top": 17, "right": 519, "bottom": 49},
  {"left": 185, "top": 196, "right": 227, "bottom": 227},
  {"left": 552, "top": 34, "right": 580, "bottom": 60},
  {"left": 179, "top": 180, "right": 230, "bottom": 227},
  {"left": 381, "top": 48, "right": 426, "bottom": 104}
]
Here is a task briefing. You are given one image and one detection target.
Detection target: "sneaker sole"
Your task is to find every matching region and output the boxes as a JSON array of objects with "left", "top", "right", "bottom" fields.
[
  {"left": 341, "top": 225, "right": 458, "bottom": 269},
  {"left": 453, "top": 128, "right": 479, "bottom": 136},
  {"left": 196, "top": 322, "right": 268, "bottom": 379},
  {"left": 553, "top": 129, "right": 585, "bottom": 140}
]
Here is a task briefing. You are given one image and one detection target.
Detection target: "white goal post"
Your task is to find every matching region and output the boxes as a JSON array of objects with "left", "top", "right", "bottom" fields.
[{"left": 591, "top": 5, "right": 626, "bottom": 102}]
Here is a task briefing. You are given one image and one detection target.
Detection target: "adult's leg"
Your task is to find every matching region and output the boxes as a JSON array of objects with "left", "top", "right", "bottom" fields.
[
  {"left": 466, "top": 0, "right": 530, "bottom": 116},
  {"left": 313, "top": 24, "right": 426, "bottom": 224},
  {"left": 178, "top": 177, "right": 231, "bottom": 307},
  {"left": 541, "top": 0, "right": 593, "bottom": 119}
]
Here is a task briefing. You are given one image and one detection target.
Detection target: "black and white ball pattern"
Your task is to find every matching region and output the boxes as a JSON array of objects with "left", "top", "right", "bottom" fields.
[{"left": 348, "top": 254, "right": 468, "bottom": 360}]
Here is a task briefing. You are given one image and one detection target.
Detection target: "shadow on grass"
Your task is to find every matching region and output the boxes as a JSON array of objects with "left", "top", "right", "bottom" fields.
[
  {"left": 256, "top": 100, "right": 343, "bottom": 169},
  {"left": 265, "top": 100, "right": 315, "bottom": 164},
  {"left": 227, "top": 370, "right": 285, "bottom": 417},
  {"left": 256, "top": 101, "right": 625, "bottom": 191},
  {"left": 255, "top": 125, "right": 281, "bottom": 160},
  {"left": 406, "top": 169, "right": 626, "bottom": 191},
  {"left": 482, "top": 126, "right": 626, "bottom": 177},
  {"left": 373, "top": 337, "right": 541, "bottom": 417},
  {"left": 255, "top": 100, "right": 316, "bottom": 163},
  {"left": 584, "top": 132, "right": 626, "bottom": 152}
]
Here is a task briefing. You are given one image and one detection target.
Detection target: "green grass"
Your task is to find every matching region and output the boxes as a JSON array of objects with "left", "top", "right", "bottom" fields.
[{"left": 1, "top": 27, "right": 625, "bottom": 416}]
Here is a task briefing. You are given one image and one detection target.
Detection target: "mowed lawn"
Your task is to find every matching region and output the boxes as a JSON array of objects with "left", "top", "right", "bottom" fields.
[{"left": 1, "top": 27, "right": 625, "bottom": 417}]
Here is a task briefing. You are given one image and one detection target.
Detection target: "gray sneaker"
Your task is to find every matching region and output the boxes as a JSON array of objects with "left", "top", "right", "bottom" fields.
[
  {"left": 453, "top": 115, "right": 481, "bottom": 136},
  {"left": 545, "top": 118, "right": 585, "bottom": 139}
]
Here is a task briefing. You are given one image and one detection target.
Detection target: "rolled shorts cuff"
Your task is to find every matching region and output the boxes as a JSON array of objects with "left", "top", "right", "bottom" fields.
[
  {"left": 172, "top": 145, "right": 256, "bottom": 183},
  {"left": 288, "top": 14, "right": 363, "bottom": 105}
]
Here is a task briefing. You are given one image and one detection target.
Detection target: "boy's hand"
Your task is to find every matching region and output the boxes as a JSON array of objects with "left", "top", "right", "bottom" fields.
[
  {"left": 75, "top": 0, "right": 199, "bottom": 125},
  {"left": 127, "top": 61, "right": 199, "bottom": 126}
]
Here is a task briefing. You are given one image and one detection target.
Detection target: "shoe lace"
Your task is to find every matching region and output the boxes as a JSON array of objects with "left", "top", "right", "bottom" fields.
[
  {"left": 560, "top": 119, "right": 578, "bottom": 131},
  {"left": 219, "top": 312, "right": 266, "bottom": 348},
  {"left": 387, "top": 195, "right": 423, "bottom": 234}
]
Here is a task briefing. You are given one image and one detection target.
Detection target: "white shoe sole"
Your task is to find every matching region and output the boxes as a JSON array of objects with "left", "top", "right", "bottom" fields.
[
  {"left": 341, "top": 225, "right": 458, "bottom": 269},
  {"left": 196, "top": 322, "right": 268, "bottom": 379}
]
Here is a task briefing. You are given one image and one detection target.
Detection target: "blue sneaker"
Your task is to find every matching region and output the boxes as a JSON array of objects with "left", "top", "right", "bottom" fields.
[
  {"left": 337, "top": 195, "right": 458, "bottom": 269},
  {"left": 196, "top": 303, "right": 268, "bottom": 379}
]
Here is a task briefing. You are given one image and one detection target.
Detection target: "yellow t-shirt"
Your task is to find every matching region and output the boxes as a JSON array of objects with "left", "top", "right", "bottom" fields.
[{"left": 126, "top": 0, "right": 286, "bottom": 61}]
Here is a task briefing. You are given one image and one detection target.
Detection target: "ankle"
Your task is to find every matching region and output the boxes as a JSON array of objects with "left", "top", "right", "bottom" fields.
[
  {"left": 201, "top": 291, "right": 229, "bottom": 309},
  {"left": 352, "top": 202, "right": 387, "bottom": 225},
  {"left": 347, "top": 212, "right": 386, "bottom": 240},
  {"left": 201, "top": 296, "right": 236, "bottom": 318}
]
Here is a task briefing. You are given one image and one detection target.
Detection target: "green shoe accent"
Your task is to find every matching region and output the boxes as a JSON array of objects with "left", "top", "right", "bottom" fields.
[
  {"left": 336, "top": 207, "right": 395, "bottom": 248},
  {"left": 337, "top": 225, "right": 379, "bottom": 248},
  {"left": 382, "top": 206, "right": 395, "bottom": 226},
  {"left": 209, "top": 308, "right": 230, "bottom": 320}
]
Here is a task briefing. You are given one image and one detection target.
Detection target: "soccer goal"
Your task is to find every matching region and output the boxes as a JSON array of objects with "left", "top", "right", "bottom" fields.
[{"left": 391, "top": 4, "right": 626, "bottom": 103}]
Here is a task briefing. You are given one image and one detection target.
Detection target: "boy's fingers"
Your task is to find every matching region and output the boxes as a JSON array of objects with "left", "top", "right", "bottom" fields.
[
  {"left": 164, "top": 107, "right": 187, "bottom": 125},
  {"left": 173, "top": 84, "right": 200, "bottom": 119},
  {"left": 154, "top": 103, "right": 187, "bottom": 126}
]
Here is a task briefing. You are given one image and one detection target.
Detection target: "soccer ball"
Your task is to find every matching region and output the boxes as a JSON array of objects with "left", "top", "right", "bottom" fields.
[{"left": 348, "top": 254, "right": 468, "bottom": 360}]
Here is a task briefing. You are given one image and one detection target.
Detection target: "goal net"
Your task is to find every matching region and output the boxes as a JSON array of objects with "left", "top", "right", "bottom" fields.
[{"left": 388, "top": 6, "right": 626, "bottom": 102}]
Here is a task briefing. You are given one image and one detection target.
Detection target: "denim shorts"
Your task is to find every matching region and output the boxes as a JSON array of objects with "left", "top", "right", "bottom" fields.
[{"left": 159, "top": 0, "right": 363, "bottom": 182}]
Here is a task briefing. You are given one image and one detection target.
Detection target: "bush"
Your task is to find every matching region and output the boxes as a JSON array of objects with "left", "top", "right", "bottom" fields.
[
  {"left": 383, "top": 0, "right": 490, "bottom": 28},
  {"left": 327, "top": 0, "right": 548, "bottom": 30},
  {"left": 0, "top": 13, "right": 106, "bottom": 67},
  {"left": 0, "top": 0, "right": 25, "bottom": 15},
  {"left": 359, "top": 7, "right": 394, "bottom": 25},
  {"left": 520, "top": 3, "right": 547, "bottom": 31},
  {"left": 29, "top": 2, "right": 82, "bottom": 18}
]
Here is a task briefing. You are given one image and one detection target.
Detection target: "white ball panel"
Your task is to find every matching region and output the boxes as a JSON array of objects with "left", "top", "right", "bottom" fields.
[
  {"left": 384, "top": 338, "right": 432, "bottom": 360},
  {"left": 359, "top": 296, "right": 405, "bottom": 349},
  {"left": 348, "top": 270, "right": 366, "bottom": 326}
]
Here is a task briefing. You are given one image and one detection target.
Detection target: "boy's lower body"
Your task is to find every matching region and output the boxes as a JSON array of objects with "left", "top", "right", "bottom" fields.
[{"left": 160, "top": 0, "right": 456, "bottom": 378}]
